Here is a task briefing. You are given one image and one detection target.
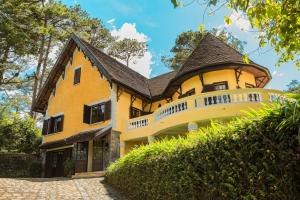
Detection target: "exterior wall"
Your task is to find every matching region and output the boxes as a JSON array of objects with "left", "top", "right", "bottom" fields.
[
  {"left": 114, "top": 90, "right": 143, "bottom": 132},
  {"left": 45, "top": 48, "right": 111, "bottom": 143},
  {"left": 239, "top": 70, "right": 256, "bottom": 88},
  {"left": 203, "top": 69, "right": 237, "bottom": 89}
]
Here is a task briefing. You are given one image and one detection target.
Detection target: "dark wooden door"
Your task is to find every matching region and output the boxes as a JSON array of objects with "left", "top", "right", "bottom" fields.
[
  {"left": 75, "top": 141, "right": 88, "bottom": 173},
  {"left": 92, "top": 140, "right": 104, "bottom": 171}
]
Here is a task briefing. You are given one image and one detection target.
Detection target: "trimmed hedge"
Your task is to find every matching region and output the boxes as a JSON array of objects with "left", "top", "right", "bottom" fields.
[{"left": 106, "top": 103, "right": 300, "bottom": 200}]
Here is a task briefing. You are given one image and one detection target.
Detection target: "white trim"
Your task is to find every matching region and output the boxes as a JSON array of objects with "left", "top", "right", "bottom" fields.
[
  {"left": 46, "top": 145, "right": 74, "bottom": 152},
  {"left": 87, "top": 98, "right": 111, "bottom": 106},
  {"left": 110, "top": 83, "right": 117, "bottom": 129},
  {"left": 73, "top": 65, "right": 82, "bottom": 71}
]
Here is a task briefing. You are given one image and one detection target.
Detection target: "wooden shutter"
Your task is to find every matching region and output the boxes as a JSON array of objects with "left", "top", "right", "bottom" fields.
[
  {"left": 58, "top": 115, "right": 64, "bottom": 132},
  {"left": 83, "top": 105, "right": 91, "bottom": 124},
  {"left": 48, "top": 117, "right": 54, "bottom": 134},
  {"left": 104, "top": 100, "right": 111, "bottom": 120},
  {"left": 42, "top": 119, "right": 49, "bottom": 135}
]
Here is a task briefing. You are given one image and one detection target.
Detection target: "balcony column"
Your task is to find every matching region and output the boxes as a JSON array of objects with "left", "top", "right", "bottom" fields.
[
  {"left": 188, "top": 122, "right": 198, "bottom": 132},
  {"left": 87, "top": 140, "right": 93, "bottom": 172},
  {"left": 148, "top": 136, "right": 156, "bottom": 143}
]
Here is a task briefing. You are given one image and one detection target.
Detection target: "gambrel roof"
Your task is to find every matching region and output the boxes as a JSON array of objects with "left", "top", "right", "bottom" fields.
[{"left": 33, "top": 33, "right": 271, "bottom": 113}]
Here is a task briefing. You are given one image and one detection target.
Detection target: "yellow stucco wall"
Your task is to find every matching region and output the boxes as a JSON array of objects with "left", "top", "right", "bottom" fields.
[{"left": 45, "top": 48, "right": 111, "bottom": 143}]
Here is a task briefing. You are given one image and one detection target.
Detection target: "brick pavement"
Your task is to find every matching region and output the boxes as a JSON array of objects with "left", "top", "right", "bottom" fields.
[{"left": 0, "top": 177, "right": 124, "bottom": 200}]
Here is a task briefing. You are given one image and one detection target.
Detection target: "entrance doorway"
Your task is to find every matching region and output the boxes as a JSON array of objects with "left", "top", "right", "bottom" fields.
[
  {"left": 45, "top": 148, "right": 72, "bottom": 177},
  {"left": 75, "top": 141, "right": 88, "bottom": 173},
  {"left": 92, "top": 139, "right": 104, "bottom": 171}
]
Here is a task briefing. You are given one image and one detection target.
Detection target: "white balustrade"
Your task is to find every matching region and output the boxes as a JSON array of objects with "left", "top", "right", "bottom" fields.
[
  {"left": 127, "top": 89, "right": 290, "bottom": 130},
  {"left": 154, "top": 101, "right": 188, "bottom": 121},
  {"left": 195, "top": 92, "right": 262, "bottom": 108},
  {"left": 128, "top": 118, "right": 149, "bottom": 129},
  {"left": 268, "top": 93, "right": 296, "bottom": 103}
]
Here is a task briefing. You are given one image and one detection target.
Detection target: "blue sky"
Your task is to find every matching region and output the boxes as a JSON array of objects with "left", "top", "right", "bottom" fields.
[{"left": 62, "top": 0, "right": 300, "bottom": 90}]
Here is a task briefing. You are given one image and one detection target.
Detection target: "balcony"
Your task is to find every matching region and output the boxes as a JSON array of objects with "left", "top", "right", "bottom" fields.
[{"left": 121, "top": 88, "right": 292, "bottom": 141}]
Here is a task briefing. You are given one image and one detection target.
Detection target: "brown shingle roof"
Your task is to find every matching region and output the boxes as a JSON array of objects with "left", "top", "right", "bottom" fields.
[
  {"left": 176, "top": 33, "right": 271, "bottom": 78},
  {"left": 33, "top": 33, "right": 271, "bottom": 113},
  {"left": 148, "top": 71, "right": 177, "bottom": 97}
]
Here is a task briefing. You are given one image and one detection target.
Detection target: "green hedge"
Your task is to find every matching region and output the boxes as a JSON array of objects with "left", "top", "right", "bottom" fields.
[{"left": 106, "top": 103, "right": 300, "bottom": 200}]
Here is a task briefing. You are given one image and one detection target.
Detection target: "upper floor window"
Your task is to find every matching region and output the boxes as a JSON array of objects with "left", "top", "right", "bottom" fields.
[
  {"left": 42, "top": 115, "right": 64, "bottom": 135},
  {"left": 74, "top": 68, "right": 81, "bottom": 85},
  {"left": 179, "top": 88, "right": 195, "bottom": 99},
  {"left": 245, "top": 83, "right": 255, "bottom": 88},
  {"left": 83, "top": 101, "right": 111, "bottom": 124},
  {"left": 130, "top": 107, "right": 142, "bottom": 119},
  {"left": 202, "top": 81, "right": 228, "bottom": 93},
  {"left": 213, "top": 81, "right": 228, "bottom": 91}
]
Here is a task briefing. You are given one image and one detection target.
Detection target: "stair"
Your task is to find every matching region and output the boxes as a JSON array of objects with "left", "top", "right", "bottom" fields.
[{"left": 72, "top": 171, "right": 105, "bottom": 179}]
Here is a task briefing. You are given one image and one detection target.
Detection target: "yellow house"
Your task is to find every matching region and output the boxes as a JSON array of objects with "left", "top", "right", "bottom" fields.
[{"left": 33, "top": 33, "right": 286, "bottom": 177}]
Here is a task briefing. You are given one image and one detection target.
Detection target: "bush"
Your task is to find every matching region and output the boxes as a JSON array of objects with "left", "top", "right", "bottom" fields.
[
  {"left": 63, "top": 158, "right": 75, "bottom": 177},
  {"left": 106, "top": 103, "right": 300, "bottom": 200},
  {"left": 29, "top": 160, "right": 42, "bottom": 177}
]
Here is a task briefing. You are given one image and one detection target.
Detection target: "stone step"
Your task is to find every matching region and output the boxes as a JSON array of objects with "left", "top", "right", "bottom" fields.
[{"left": 72, "top": 171, "right": 105, "bottom": 179}]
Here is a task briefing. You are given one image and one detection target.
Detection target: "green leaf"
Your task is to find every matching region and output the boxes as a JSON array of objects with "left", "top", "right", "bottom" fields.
[
  {"left": 198, "top": 24, "right": 205, "bottom": 33},
  {"left": 224, "top": 16, "right": 232, "bottom": 25},
  {"left": 243, "top": 54, "right": 250, "bottom": 64}
]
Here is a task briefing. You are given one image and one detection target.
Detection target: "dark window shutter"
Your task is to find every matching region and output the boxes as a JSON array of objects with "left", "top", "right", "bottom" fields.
[
  {"left": 83, "top": 105, "right": 91, "bottom": 124},
  {"left": 105, "top": 100, "right": 111, "bottom": 120},
  {"left": 59, "top": 115, "right": 64, "bottom": 132},
  {"left": 49, "top": 117, "right": 54, "bottom": 134},
  {"left": 42, "top": 119, "right": 49, "bottom": 135}
]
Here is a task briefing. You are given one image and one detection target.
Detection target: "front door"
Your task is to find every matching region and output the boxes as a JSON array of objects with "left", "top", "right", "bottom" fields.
[
  {"left": 92, "top": 140, "right": 104, "bottom": 171},
  {"left": 75, "top": 141, "right": 88, "bottom": 173}
]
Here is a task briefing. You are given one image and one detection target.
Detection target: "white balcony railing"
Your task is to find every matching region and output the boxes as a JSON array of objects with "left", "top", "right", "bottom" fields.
[
  {"left": 127, "top": 89, "right": 292, "bottom": 130},
  {"left": 154, "top": 101, "right": 188, "bottom": 121}
]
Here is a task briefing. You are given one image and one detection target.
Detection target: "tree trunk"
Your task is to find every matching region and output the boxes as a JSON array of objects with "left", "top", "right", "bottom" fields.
[
  {"left": 38, "top": 35, "right": 52, "bottom": 92},
  {"left": 0, "top": 47, "right": 10, "bottom": 86},
  {"left": 30, "top": 35, "right": 46, "bottom": 117},
  {"left": 30, "top": 14, "right": 48, "bottom": 118}
]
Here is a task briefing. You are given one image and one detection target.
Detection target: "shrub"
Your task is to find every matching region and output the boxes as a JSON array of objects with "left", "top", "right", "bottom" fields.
[
  {"left": 106, "top": 103, "right": 300, "bottom": 200},
  {"left": 29, "top": 160, "right": 42, "bottom": 177},
  {"left": 64, "top": 158, "right": 75, "bottom": 177}
]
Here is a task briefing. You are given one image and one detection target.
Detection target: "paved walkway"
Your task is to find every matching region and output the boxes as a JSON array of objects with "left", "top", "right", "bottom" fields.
[{"left": 0, "top": 177, "right": 125, "bottom": 200}]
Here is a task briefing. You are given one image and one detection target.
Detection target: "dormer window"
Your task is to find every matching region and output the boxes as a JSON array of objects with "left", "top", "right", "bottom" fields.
[{"left": 74, "top": 68, "right": 81, "bottom": 85}]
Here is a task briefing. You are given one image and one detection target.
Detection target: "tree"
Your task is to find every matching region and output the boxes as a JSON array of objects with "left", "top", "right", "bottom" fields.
[
  {"left": 31, "top": 1, "right": 111, "bottom": 117},
  {"left": 287, "top": 80, "right": 300, "bottom": 94},
  {"left": 162, "top": 28, "right": 246, "bottom": 70},
  {"left": 170, "top": 0, "right": 300, "bottom": 68},
  {"left": 0, "top": 0, "right": 40, "bottom": 91},
  {"left": 108, "top": 38, "right": 147, "bottom": 67}
]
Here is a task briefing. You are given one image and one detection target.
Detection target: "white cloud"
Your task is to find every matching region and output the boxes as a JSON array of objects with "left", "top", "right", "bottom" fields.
[
  {"left": 226, "top": 11, "right": 251, "bottom": 31},
  {"left": 110, "top": 23, "right": 153, "bottom": 77},
  {"left": 107, "top": 18, "right": 116, "bottom": 26},
  {"left": 272, "top": 70, "right": 285, "bottom": 77},
  {"left": 111, "top": 23, "right": 149, "bottom": 42}
]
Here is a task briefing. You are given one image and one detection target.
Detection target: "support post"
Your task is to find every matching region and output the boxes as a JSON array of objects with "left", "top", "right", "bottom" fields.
[{"left": 87, "top": 140, "right": 93, "bottom": 172}]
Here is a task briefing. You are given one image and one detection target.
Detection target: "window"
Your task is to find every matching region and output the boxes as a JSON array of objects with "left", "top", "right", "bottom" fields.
[
  {"left": 74, "top": 68, "right": 81, "bottom": 85},
  {"left": 202, "top": 81, "right": 228, "bottom": 93},
  {"left": 130, "top": 107, "right": 142, "bottom": 119},
  {"left": 179, "top": 88, "right": 195, "bottom": 99},
  {"left": 245, "top": 83, "right": 255, "bottom": 88},
  {"left": 42, "top": 115, "right": 64, "bottom": 135},
  {"left": 213, "top": 81, "right": 228, "bottom": 91},
  {"left": 91, "top": 103, "right": 105, "bottom": 124},
  {"left": 83, "top": 101, "right": 111, "bottom": 124}
]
